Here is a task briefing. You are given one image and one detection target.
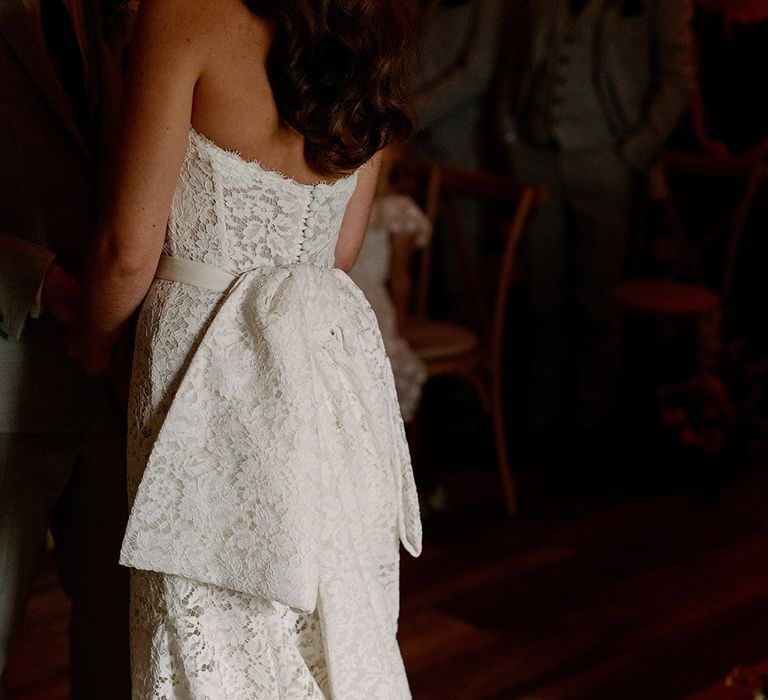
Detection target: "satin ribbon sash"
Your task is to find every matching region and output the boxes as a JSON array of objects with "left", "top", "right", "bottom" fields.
[{"left": 154, "top": 254, "right": 236, "bottom": 292}]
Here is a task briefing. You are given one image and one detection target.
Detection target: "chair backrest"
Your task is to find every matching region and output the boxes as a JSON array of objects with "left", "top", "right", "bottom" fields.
[
  {"left": 722, "top": 160, "right": 767, "bottom": 298},
  {"left": 390, "top": 159, "right": 545, "bottom": 364},
  {"left": 662, "top": 153, "right": 768, "bottom": 299}
]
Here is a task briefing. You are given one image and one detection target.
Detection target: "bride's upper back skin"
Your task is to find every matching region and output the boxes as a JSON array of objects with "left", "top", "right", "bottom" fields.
[
  {"left": 100, "top": 0, "right": 384, "bottom": 284},
  {"left": 76, "top": 0, "right": 414, "bottom": 375},
  {"left": 190, "top": 0, "right": 330, "bottom": 187}
]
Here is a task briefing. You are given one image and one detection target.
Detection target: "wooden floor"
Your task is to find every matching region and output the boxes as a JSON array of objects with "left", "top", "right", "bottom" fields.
[
  {"left": 6, "top": 445, "right": 768, "bottom": 699},
  {"left": 400, "top": 461, "right": 768, "bottom": 700}
]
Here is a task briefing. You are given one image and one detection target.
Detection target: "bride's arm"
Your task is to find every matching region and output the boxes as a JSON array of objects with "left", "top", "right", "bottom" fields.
[
  {"left": 75, "top": 0, "right": 203, "bottom": 374},
  {"left": 333, "top": 153, "right": 382, "bottom": 272}
]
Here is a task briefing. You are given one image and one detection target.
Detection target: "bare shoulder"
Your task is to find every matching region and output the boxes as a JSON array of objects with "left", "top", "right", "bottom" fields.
[{"left": 131, "top": 0, "right": 259, "bottom": 59}]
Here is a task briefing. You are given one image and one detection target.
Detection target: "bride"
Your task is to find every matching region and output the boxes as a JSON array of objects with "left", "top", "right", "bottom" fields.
[{"left": 72, "top": 0, "right": 421, "bottom": 697}]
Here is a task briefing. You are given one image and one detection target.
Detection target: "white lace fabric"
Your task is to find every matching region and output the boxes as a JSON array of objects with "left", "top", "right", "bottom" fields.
[
  {"left": 349, "top": 194, "right": 431, "bottom": 422},
  {"left": 122, "top": 128, "right": 421, "bottom": 699}
]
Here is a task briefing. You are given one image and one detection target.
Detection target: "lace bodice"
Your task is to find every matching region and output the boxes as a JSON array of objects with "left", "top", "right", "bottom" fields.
[{"left": 164, "top": 128, "right": 359, "bottom": 272}]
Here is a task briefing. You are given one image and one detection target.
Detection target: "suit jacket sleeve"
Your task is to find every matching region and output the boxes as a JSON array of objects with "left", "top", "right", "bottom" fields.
[
  {"left": 620, "top": 0, "right": 696, "bottom": 169},
  {"left": 414, "top": 0, "right": 504, "bottom": 132},
  {"left": 0, "top": 232, "right": 55, "bottom": 340}
]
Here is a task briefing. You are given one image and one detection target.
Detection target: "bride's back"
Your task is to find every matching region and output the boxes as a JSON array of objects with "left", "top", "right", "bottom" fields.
[
  {"left": 101, "top": 0, "right": 413, "bottom": 278},
  {"left": 189, "top": 0, "right": 325, "bottom": 186}
]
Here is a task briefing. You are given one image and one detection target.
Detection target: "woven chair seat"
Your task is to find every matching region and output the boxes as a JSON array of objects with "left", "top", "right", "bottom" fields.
[
  {"left": 403, "top": 319, "right": 480, "bottom": 361},
  {"left": 615, "top": 279, "right": 720, "bottom": 316}
]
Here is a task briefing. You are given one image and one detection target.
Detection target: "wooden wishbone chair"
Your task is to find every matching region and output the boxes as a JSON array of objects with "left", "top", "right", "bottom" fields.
[{"left": 391, "top": 160, "right": 545, "bottom": 516}]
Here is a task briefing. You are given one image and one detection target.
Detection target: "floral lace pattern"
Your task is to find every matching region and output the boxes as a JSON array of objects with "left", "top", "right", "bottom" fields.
[
  {"left": 349, "top": 194, "right": 431, "bottom": 423},
  {"left": 130, "top": 570, "right": 329, "bottom": 699},
  {"left": 123, "top": 128, "right": 421, "bottom": 698}
]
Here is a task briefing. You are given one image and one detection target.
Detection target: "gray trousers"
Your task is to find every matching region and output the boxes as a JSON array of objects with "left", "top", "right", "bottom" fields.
[
  {"left": 0, "top": 412, "right": 130, "bottom": 698},
  {"left": 513, "top": 144, "right": 633, "bottom": 434}
]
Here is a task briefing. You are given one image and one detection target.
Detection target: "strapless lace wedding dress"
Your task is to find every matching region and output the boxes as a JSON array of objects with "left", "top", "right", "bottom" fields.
[{"left": 120, "top": 128, "right": 421, "bottom": 699}]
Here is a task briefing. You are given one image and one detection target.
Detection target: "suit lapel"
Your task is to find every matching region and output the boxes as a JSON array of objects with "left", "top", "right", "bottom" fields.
[{"left": 0, "top": 0, "right": 90, "bottom": 156}]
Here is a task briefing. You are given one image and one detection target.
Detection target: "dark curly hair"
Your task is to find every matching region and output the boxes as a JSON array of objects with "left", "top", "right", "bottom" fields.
[
  {"left": 99, "top": 0, "right": 138, "bottom": 40},
  {"left": 244, "top": 0, "right": 415, "bottom": 176}
]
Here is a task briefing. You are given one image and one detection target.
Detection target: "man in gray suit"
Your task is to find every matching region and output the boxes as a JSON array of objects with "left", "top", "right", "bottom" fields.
[
  {"left": 498, "top": 0, "right": 695, "bottom": 452},
  {"left": 413, "top": 0, "right": 504, "bottom": 169},
  {"left": 411, "top": 0, "right": 504, "bottom": 301},
  {"left": 0, "top": 1, "right": 131, "bottom": 696}
]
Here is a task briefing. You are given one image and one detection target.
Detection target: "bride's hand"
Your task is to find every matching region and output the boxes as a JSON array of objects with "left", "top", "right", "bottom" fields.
[
  {"left": 66, "top": 325, "right": 114, "bottom": 376},
  {"left": 42, "top": 263, "right": 81, "bottom": 328},
  {"left": 111, "top": 330, "right": 134, "bottom": 409}
]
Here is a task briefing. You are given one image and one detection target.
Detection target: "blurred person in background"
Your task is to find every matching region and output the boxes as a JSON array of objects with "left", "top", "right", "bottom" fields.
[
  {"left": 349, "top": 148, "right": 431, "bottom": 423},
  {"left": 0, "top": 1, "right": 133, "bottom": 696},
  {"left": 498, "top": 0, "right": 696, "bottom": 461},
  {"left": 411, "top": 0, "right": 505, "bottom": 306},
  {"left": 412, "top": 0, "right": 505, "bottom": 170}
]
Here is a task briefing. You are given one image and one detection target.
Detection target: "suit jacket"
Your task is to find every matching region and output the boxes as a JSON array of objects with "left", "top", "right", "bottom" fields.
[
  {"left": 497, "top": 0, "right": 696, "bottom": 169},
  {"left": 0, "top": 0, "right": 124, "bottom": 432},
  {"left": 412, "top": 0, "right": 504, "bottom": 165}
]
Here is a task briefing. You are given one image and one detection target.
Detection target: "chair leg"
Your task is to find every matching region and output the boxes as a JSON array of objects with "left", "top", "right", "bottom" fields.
[
  {"left": 466, "top": 370, "right": 519, "bottom": 516},
  {"left": 491, "top": 374, "right": 519, "bottom": 517}
]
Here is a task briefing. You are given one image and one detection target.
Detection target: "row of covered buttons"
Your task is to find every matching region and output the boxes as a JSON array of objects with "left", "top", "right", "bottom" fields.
[{"left": 296, "top": 186, "right": 320, "bottom": 263}]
